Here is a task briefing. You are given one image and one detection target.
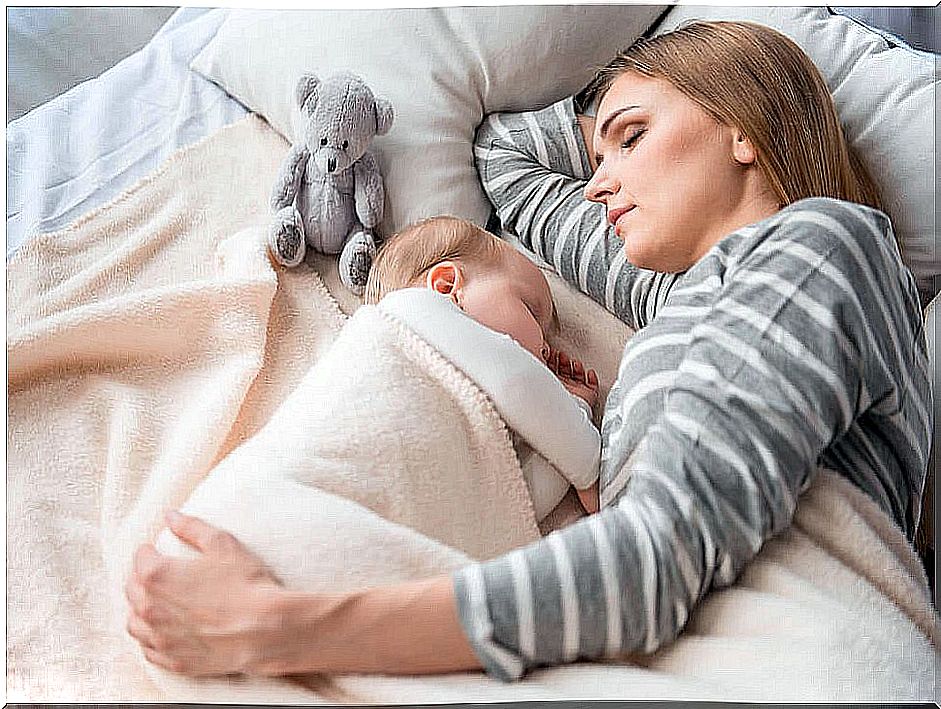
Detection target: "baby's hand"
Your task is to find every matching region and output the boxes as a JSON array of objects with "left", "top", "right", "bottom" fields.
[
  {"left": 545, "top": 346, "right": 599, "bottom": 410},
  {"left": 576, "top": 482, "right": 600, "bottom": 515}
]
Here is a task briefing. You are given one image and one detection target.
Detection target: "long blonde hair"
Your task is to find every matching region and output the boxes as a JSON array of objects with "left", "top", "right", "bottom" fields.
[{"left": 582, "top": 21, "right": 881, "bottom": 210}]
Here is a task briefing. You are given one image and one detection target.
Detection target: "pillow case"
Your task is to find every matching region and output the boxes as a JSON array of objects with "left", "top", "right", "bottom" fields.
[
  {"left": 190, "top": 5, "right": 666, "bottom": 237},
  {"left": 653, "top": 6, "right": 938, "bottom": 304}
]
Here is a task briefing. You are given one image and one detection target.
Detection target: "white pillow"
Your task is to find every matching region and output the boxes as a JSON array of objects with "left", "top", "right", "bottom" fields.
[
  {"left": 190, "top": 6, "right": 666, "bottom": 236},
  {"left": 653, "top": 6, "right": 939, "bottom": 304}
]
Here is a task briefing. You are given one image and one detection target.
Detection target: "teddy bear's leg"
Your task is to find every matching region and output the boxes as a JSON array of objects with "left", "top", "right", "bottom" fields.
[
  {"left": 338, "top": 230, "right": 378, "bottom": 296},
  {"left": 268, "top": 206, "right": 306, "bottom": 268}
]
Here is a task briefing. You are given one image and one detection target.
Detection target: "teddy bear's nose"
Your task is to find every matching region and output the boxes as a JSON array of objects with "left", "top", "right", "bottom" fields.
[{"left": 327, "top": 157, "right": 337, "bottom": 173}]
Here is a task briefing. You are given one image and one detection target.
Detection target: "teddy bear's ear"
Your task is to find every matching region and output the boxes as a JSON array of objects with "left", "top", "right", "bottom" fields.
[
  {"left": 296, "top": 74, "right": 321, "bottom": 114},
  {"left": 374, "top": 97, "right": 394, "bottom": 136}
]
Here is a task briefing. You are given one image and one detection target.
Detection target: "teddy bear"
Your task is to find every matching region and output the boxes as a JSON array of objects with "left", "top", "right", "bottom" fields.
[{"left": 268, "top": 71, "right": 393, "bottom": 294}]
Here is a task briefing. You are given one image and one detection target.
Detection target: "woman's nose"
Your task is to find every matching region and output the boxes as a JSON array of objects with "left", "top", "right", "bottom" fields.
[{"left": 584, "top": 164, "right": 616, "bottom": 203}]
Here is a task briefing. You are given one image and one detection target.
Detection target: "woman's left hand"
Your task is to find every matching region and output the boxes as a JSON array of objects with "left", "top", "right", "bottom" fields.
[{"left": 125, "top": 511, "right": 285, "bottom": 676}]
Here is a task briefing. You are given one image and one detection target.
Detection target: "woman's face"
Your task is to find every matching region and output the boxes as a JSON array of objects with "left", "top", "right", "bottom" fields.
[{"left": 584, "top": 71, "right": 773, "bottom": 272}]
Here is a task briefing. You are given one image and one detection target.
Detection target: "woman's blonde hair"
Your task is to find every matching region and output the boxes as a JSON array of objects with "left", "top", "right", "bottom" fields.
[
  {"left": 363, "top": 216, "right": 505, "bottom": 304},
  {"left": 582, "top": 20, "right": 881, "bottom": 210}
]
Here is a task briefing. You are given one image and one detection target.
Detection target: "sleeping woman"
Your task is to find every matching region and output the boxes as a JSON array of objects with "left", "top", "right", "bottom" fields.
[{"left": 124, "top": 20, "right": 931, "bottom": 679}]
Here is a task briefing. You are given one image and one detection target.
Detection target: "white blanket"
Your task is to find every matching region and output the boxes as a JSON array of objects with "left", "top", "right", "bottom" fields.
[{"left": 7, "top": 114, "right": 938, "bottom": 703}]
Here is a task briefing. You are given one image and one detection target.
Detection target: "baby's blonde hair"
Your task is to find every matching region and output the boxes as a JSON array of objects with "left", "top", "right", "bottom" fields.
[{"left": 364, "top": 216, "right": 506, "bottom": 304}]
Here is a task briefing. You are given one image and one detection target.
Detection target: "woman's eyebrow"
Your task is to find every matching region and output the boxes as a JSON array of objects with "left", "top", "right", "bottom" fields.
[{"left": 599, "top": 105, "right": 641, "bottom": 140}]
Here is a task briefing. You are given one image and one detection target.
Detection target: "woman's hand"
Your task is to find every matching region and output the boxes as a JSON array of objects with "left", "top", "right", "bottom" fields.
[
  {"left": 126, "top": 511, "right": 483, "bottom": 678},
  {"left": 546, "top": 346, "right": 599, "bottom": 410},
  {"left": 125, "top": 511, "right": 288, "bottom": 676}
]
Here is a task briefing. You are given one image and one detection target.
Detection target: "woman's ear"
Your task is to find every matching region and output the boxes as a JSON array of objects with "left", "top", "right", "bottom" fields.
[
  {"left": 732, "top": 130, "right": 758, "bottom": 166},
  {"left": 425, "top": 261, "right": 464, "bottom": 300}
]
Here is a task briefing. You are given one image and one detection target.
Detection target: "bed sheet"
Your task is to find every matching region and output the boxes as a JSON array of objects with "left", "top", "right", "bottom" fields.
[{"left": 5, "top": 7, "right": 248, "bottom": 260}]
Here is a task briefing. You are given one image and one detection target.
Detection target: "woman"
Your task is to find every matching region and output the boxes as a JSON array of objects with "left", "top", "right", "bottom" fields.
[{"left": 125, "top": 21, "right": 931, "bottom": 680}]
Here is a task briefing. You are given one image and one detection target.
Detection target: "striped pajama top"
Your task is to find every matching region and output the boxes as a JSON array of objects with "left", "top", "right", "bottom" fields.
[{"left": 451, "top": 97, "right": 932, "bottom": 681}]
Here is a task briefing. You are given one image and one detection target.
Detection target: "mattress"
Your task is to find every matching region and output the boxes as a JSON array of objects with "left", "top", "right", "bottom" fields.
[{"left": 5, "top": 7, "right": 248, "bottom": 260}]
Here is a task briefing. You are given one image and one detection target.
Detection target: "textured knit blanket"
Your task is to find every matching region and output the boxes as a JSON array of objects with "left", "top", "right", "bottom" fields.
[
  {"left": 155, "top": 295, "right": 545, "bottom": 567},
  {"left": 7, "top": 114, "right": 938, "bottom": 703}
]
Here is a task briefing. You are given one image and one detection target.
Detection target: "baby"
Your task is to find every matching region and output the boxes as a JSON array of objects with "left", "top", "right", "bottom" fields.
[{"left": 364, "top": 216, "right": 600, "bottom": 516}]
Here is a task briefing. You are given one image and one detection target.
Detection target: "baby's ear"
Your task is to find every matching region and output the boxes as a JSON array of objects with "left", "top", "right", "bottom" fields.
[{"left": 425, "top": 261, "right": 462, "bottom": 297}]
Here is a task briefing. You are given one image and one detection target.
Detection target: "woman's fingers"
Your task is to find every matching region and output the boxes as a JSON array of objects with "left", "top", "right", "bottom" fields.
[
  {"left": 125, "top": 571, "right": 147, "bottom": 612},
  {"left": 164, "top": 510, "right": 232, "bottom": 554},
  {"left": 143, "top": 646, "right": 188, "bottom": 675},
  {"left": 133, "top": 543, "right": 167, "bottom": 585},
  {"left": 127, "top": 610, "right": 159, "bottom": 649}
]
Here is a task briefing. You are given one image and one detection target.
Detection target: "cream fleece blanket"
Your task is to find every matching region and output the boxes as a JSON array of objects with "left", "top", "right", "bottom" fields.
[{"left": 7, "top": 114, "right": 939, "bottom": 703}]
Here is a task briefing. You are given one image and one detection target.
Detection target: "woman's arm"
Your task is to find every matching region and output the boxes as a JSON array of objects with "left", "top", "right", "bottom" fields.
[
  {"left": 126, "top": 512, "right": 481, "bottom": 677},
  {"left": 475, "top": 97, "right": 679, "bottom": 330},
  {"left": 268, "top": 577, "right": 481, "bottom": 676},
  {"left": 452, "top": 198, "right": 931, "bottom": 680}
]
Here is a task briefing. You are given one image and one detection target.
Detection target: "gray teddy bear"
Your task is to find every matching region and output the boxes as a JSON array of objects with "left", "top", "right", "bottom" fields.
[{"left": 268, "top": 72, "right": 393, "bottom": 294}]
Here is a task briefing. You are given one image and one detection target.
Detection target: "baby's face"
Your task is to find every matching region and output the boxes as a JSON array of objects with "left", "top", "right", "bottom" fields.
[{"left": 457, "top": 248, "right": 555, "bottom": 361}]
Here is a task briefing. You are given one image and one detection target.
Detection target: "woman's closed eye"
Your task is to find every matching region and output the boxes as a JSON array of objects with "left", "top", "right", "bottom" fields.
[
  {"left": 621, "top": 127, "right": 646, "bottom": 151},
  {"left": 594, "top": 126, "right": 646, "bottom": 165}
]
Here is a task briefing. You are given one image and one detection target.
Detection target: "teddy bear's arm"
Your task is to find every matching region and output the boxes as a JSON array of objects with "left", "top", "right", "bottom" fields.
[
  {"left": 270, "top": 144, "right": 310, "bottom": 212},
  {"left": 353, "top": 150, "right": 384, "bottom": 230}
]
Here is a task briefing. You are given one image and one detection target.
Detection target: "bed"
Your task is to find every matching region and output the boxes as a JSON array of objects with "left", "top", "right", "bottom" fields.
[{"left": 7, "top": 5, "right": 939, "bottom": 703}]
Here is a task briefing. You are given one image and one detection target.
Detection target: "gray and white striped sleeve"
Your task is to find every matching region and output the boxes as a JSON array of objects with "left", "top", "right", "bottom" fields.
[
  {"left": 452, "top": 198, "right": 931, "bottom": 681},
  {"left": 474, "top": 97, "right": 679, "bottom": 331}
]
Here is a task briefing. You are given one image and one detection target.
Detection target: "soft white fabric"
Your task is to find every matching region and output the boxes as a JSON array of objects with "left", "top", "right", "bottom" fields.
[
  {"left": 378, "top": 287, "right": 600, "bottom": 498},
  {"left": 517, "top": 442, "right": 576, "bottom": 523},
  {"left": 5, "top": 7, "right": 247, "bottom": 261},
  {"left": 189, "top": 6, "right": 665, "bottom": 236},
  {"left": 653, "top": 5, "right": 939, "bottom": 304},
  {"left": 158, "top": 299, "right": 543, "bottom": 565},
  {"left": 8, "top": 115, "right": 293, "bottom": 702}
]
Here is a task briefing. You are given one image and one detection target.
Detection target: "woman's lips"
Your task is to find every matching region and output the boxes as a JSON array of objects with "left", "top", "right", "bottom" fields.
[{"left": 609, "top": 206, "right": 636, "bottom": 235}]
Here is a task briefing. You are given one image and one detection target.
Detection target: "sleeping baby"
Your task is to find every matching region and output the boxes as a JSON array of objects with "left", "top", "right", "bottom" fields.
[
  {"left": 150, "top": 215, "right": 602, "bottom": 649},
  {"left": 144, "top": 216, "right": 602, "bottom": 695},
  {"left": 365, "top": 216, "right": 601, "bottom": 518}
]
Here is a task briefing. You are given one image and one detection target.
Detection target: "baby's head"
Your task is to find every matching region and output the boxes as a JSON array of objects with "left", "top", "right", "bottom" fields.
[{"left": 364, "top": 216, "right": 558, "bottom": 360}]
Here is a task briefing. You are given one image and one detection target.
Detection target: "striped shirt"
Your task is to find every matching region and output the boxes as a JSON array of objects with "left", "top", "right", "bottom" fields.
[{"left": 452, "top": 97, "right": 932, "bottom": 681}]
